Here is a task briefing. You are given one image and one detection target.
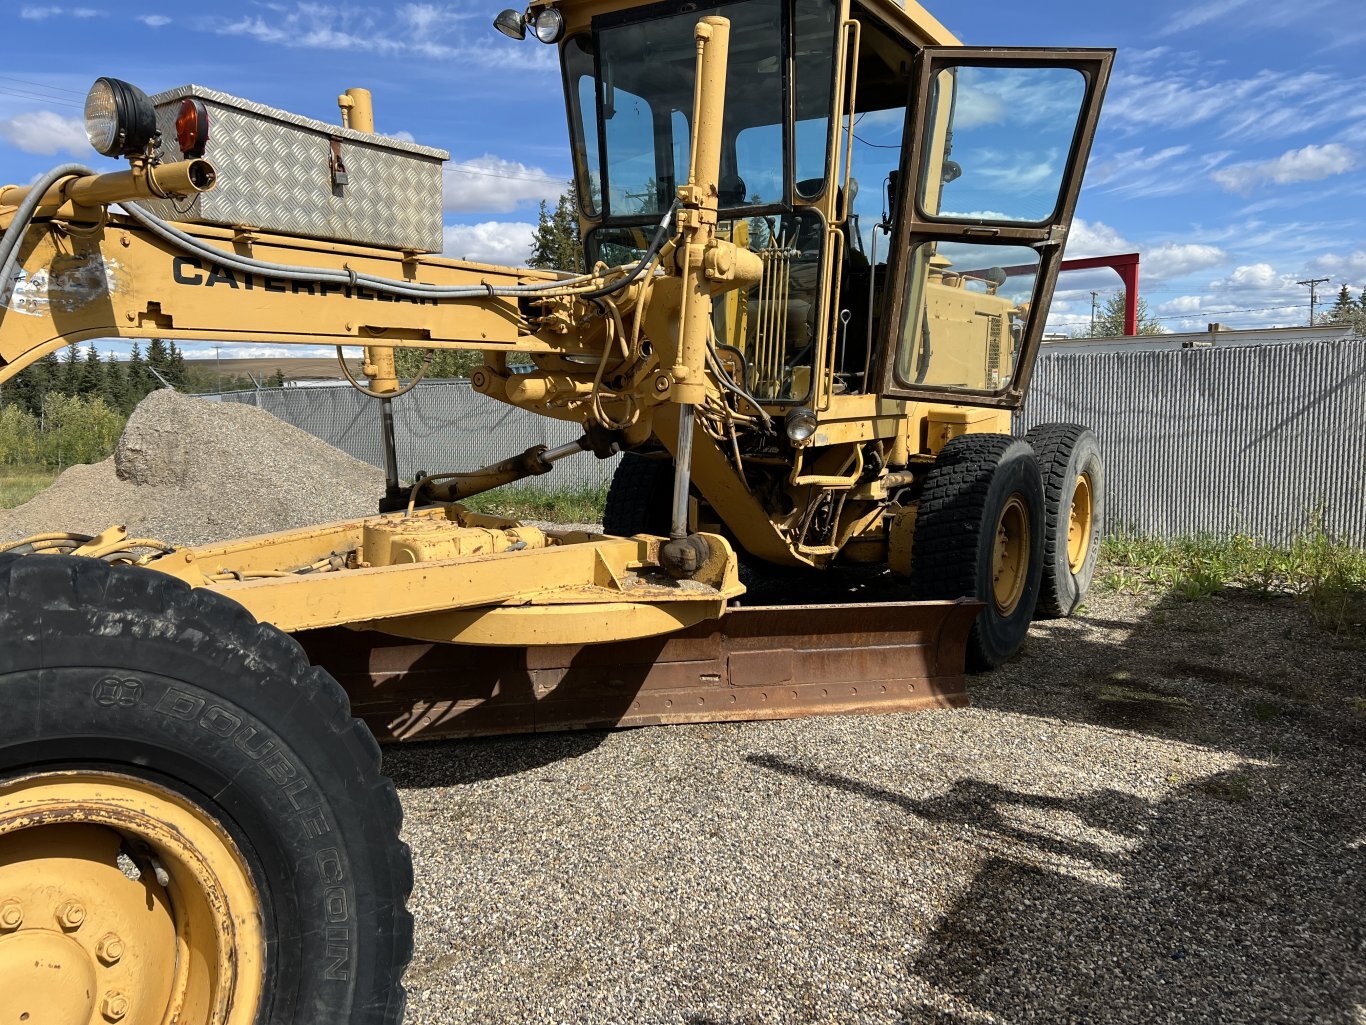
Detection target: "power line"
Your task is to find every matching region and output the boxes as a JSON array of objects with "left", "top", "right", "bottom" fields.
[
  {"left": 0, "top": 87, "right": 83, "bottom": 111},
  {"left": 1149, "top": 303, "right": 1308, "bottom": 322},
  {"left": 0, "top": 75, "right": 85, "bottom": 98},
  {"left": 445, "top": 162, "right": 567, "bottom": 186}
]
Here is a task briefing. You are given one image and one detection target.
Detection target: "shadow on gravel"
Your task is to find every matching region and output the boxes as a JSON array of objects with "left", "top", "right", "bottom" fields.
[
  {"left": 381, "top": 730, "right": 611, "bottom": 787},
  {"left": 885, "top": 590, "right": 1366, "bottom": 1024},
  {"left": 895, "top": 758, "right": 1365, "bottom": 1024}
]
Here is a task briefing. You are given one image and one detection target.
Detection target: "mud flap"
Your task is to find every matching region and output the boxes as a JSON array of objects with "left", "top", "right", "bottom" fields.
[{"left": 297, "top": 599, "right": 982, "bottom": 740}]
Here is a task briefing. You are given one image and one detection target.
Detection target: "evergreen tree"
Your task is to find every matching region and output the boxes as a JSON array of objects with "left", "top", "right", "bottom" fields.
[
  {"left": 1322, "top": 282, "right": 1366, "bottom": 335},
  {"left": 167, "top": 341, "right": 188, "bottom": 389},
  {"left": 1359, "top": 288, "right": 1366, "bottom": 314},
  {"left": 79, "top": 343, "right": 104, "bottom": 395},
  {"left": 103, "top": 352, "right": 130, "bottom": 412},
  {"left": 60, "top": 344, "right": 82, "bottom": 392},
  {"left": 527, "top": 182, "right": 583, "bottom": 273},
  {"left": 267, "top": 368, "right": 286, "bottom": 388},
  {"left": 1076, "top": 291, "right": 1164, "bottom": 337},
  {"left": 146, "top": 338, "right": 169, "bottom": 380},
  {"left": 127, "top": 342, "right": 152, "bottom": 398}
]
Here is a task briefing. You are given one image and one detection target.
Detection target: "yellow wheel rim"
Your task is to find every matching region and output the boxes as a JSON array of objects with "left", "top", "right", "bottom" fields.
[
  {"left": 991, "top": 495, "right": 1030, "bottom": 616},
  {"left": 1067, "top": 472, "right": 1094, "bottom": 574},
  {"left": 0, "top": 771, "right": 264, "bottom": 1025}
]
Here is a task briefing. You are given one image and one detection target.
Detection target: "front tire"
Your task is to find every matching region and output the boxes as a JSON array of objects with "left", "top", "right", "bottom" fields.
[
  {"left": 908, "top": 434, "right": 1045, "bottom": 671},
  {"left": 0, "top": 555, "right": 413, "bottom": 1025},
  {"left": 603, "top": 451, "right": 674, "bottom": 537}
]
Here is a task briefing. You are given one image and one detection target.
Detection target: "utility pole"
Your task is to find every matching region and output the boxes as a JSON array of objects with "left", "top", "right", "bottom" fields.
[
  {"left": 1090, "top": 291, "right": 1100, "bottom": 336},
  {"left": 214, "top": 345, "right": 222, "bottom": 392},
  {"left": 1297, "top": 277, "right": 1329, "bottom": 326}
]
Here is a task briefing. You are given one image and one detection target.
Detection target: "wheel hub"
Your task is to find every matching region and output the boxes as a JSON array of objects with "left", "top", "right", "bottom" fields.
[
  {"left": 991, "top": 494, "right": 1030, "bottom": 616},
  {"left": 1067, "top": 472, "right": 1094, "bottom": 574},
  {"left": 0, "top": 772, "right": 264, "bottom": 1025},
  {"left": 0, "top": 929, "right": 98, "bottom": 1024}
]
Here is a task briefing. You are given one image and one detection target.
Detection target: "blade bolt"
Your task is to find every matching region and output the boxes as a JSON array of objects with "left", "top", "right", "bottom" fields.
[
  {"left": 101, "top": 991, "right": 129, "bottom": 1022},
  {"left": 56, "top": 899, "right": 86, "bottom": 930},
  {"left": 97, "top": 933, "right": 125, "bottom": 965},
  {"left": 0, "top": 899, "right": 22, "bottom": 930}
]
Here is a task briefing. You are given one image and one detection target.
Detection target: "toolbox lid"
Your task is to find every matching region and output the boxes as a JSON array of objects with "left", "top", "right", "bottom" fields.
[{"left": 150, "top": 84, "right": 450, "bottom": 161}]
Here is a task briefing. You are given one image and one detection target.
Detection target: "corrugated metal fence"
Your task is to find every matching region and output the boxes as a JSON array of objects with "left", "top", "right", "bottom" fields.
[
  {"left": 1020, "top": 337, "right": 1366, "bottom": 543},
  {"left": 221, "top": 337, "right": 1366, "bottom": 542}
]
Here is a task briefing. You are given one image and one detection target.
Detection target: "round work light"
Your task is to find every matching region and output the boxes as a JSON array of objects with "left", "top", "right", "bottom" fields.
[{"left": 84, "top": 77, "right": 159, "bottom": 158}]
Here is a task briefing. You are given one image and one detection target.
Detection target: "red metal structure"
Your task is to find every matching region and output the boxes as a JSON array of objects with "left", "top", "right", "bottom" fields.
[
  {"left": 993, "top": 251, "right": 1141, "bottom": 336},
  {"left": 1060, "top": 252, "right": 1141, "bottom": 336}
]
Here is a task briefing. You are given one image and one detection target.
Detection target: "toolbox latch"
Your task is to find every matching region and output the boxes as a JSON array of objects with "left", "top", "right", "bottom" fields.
[{"left": 329, "top": 137, "right": 348, "bottom": 190}]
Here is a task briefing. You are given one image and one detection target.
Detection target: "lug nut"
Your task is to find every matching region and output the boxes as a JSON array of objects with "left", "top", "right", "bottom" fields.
[
  {"left": 101, "top": 991, "right": 129, "bottom": 1023},
  {"left": 56, "top": 899, "right": 86, "bottom": 930},
  {"left": 96, "top": 933, "right": 125, "bottom": 965},
  {"left": 0, "top": 899, "right": 22, "bottom": 930}
]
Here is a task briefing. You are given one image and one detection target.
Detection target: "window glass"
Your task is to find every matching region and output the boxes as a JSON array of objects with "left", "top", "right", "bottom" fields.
[
  {"left": 895, "top": 240, "right": 1038, "bottom": 392},
  {"left": 564, "top": 36, "right": 601, "bottom": 216},
  {"left": 918, "top": 65, "right": 1086, "bottom": 224},
  {"left": 592, "top": 0, "right": 784, "bottom": 217},
  {"left": 793, "top": 0, "right": 838, "bottom": 196}
]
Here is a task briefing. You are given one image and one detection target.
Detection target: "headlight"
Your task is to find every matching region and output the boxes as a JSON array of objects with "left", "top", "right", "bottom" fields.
[
  {"left": 492, "top": 8, "right": 526, "bottom": 39},
  {"left": 84, "top": 77, "right": 158, "bottom": 158},
  {"left": 531, "top": 7, "right": 564, "bottom": 43},
  {"left": 785, "top": 407, "right": 818, "bottom": 445}
]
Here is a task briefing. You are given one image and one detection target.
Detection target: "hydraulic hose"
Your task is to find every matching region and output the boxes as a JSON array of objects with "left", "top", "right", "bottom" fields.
[
  {"left": 5, "top": 161, "right": 675, "bottom": 309},
  {"left": 0, "top": 163, "right": 95, "bottom": 303}
]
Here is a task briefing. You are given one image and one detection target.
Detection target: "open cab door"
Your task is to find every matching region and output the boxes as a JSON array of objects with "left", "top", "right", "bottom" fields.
[{"left": 879, "top": 48, "right": 1113, "bottom": 408}]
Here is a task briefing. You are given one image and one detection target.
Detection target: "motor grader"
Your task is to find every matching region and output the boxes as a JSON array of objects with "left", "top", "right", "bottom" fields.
[{"left": 0, "top": 1, "right": 1110, "bottom": 1021}]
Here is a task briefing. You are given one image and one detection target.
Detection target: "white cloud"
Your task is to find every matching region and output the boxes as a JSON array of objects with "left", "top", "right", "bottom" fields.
[
  {"left": 1143, "top": 242, "right": 1226, "bottom": 281},
  {"left": 0, "top": 110, "right": 89, "bottom": 156},
  {"left": 20, "top": 4, "right": 100, "bottom": 15},
  {"left": 388, "top": 129, "right": 416, "bottom": 143},
  {"left": 442, "top": 221, "right": 536, "bottom": 266},
  {"left": 444, "top": 155, "right": 565, "bottom": 214},
  {"left": 139, "top": 14, "right": 170, "bottom": 27},
  {"left": 1211, "top": 143, "right": 1357, "bottom": 195},
  {"left": 1156, "top": 296, "right": 1205, "bottom": 316},
  {"left": 1064, "top": 218, "right": 1133, "bottom": 259},
  {"left": 203, "top": 3, "right": 553, "bottom": 70},
  {"left": 1161, "top": 0, "right": 1253, "bottom": 34}
]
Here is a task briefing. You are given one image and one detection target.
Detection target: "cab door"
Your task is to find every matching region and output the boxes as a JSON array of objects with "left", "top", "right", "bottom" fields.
[{"left": 878, "top": 48, "right": 1114, "bottom": 407}]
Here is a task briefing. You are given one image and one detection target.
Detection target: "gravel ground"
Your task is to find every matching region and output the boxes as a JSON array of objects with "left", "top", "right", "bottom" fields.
[
  {"left": 0, "top": 389, "right": 383, "bottom": 545},
  {"left": 7, "top": 395, "right": 1361, "bottom": 1020},
  {"left": 387, "top": 587, "right": 1364, "bottom": 1024}
]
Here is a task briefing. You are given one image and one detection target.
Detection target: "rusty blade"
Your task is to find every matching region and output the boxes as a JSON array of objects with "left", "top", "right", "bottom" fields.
[{"left": 295, "top": 599, "right": 982, "bottom": 741}]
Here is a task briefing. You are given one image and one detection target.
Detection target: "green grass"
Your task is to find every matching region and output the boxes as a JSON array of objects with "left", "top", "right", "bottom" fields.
[
  {"left": 0, "top": 464, "right": 59, "bottom": 509},
  {"left": 1098, "top": 526, "right": 1366, "bottom": 635},
  {"left": 459, "top": 483, "right": 609, "bottom": 525}
]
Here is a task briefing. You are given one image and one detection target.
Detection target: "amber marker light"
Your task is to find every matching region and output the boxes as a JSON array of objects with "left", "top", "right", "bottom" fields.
[{"left": 176, "top": 98, "right": 209, "bottom": 158}]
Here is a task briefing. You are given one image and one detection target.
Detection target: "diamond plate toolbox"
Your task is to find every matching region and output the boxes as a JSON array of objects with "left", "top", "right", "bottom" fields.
[{"left": 137, "top": 86, "right": 448, "bottom": 252}]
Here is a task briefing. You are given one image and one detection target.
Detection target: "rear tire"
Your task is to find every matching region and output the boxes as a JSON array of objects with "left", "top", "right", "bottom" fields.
[
  {"left": 908, "top": 434, "right": 1045, "bottom": 671},
  {"left": 1025, "top": 423, "right": 1103, "bottom": 619},
  {"left": 0, "top": 554, "right": 413, "bottom": 1025},
  {"left": 603, "top": 452, "right": 674, "bottom": 536}
]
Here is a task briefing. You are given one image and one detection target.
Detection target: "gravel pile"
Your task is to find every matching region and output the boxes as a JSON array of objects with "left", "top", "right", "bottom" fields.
[
  {"left": 386, "top": 586, "right": 1364, "bottom": 1024},
  {"left": 0, "top": 390, "right": 384, "bottom": 546}
]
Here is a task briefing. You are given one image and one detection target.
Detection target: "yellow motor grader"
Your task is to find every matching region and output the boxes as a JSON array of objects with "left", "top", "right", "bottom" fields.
[{"left": 0, "top": 0, "right": 1110, "bottom": 1021}]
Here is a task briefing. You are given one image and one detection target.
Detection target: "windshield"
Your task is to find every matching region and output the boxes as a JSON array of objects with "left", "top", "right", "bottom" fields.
[{"left": 566, "top": 0, "right": 835, "bottom": 221}]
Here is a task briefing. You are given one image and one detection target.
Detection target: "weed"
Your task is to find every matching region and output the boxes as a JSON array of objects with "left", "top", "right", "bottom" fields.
[
  {"left": 0, "top": 465, "right": 59, "bottom": 510},
  {"left": 461, "top": 484, "right": 609, "bottom": 525},
  {"left": 1099, "top": 526, "right": 1366, "bottom": 638}
]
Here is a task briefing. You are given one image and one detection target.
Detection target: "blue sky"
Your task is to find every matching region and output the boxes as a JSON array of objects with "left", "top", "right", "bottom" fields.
[{"left": 2, "top": 0, "right": 1364, "bottom": 359}]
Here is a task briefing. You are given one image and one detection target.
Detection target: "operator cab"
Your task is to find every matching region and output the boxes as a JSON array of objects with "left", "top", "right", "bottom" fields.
[{"left": 552, "top": 0, "right": 1111, "bottom": 412}]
